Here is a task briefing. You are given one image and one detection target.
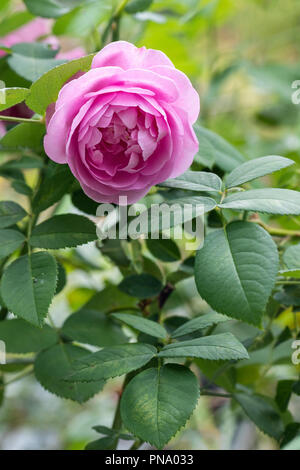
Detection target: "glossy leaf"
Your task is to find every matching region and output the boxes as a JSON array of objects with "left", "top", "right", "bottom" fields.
[
  {"left": 1, "top": 252, "right": 57, "bottom": 327},
  {"left": 0, "top": 87, "right": 29, "bottom": 112},
  {"left": 225, "top": 156, "right": 294, "bottom": 189},
  {"left": 158, "top": 333, "right": 249, "bottom": 360},
  {"left": 112, "top": 313, "right": 168, "bottom": 339},
  {"left": 66, "top": 343, "right": 157, "bottom": 382},
  {"left": 121, "top": 365, "right": 199, "bottom": 448},
  {"left": 219, "top": 189, "right": 300, "bottom": 215},
  {"left": 195, "top": 221, "right": 279, "bottom": 325}
]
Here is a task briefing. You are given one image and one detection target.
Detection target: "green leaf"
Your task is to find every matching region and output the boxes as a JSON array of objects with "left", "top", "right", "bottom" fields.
[
  {"left": 12, "top": 180, "right": 33, "bottom": 196},
  {"left": 158, "top": 171, "right": 222, "bottom": 193},
  {"left": 85, "top": 436, "right": 116, "bottom": 450},
  {"left": 61, "top": 309, "right": 128, "bottom": 348},
  {"left": 8, "top": 43, "right": 65, "bottom": 82},
  {"left": 195, "top": 221, "right": 279, "bottom": 326},
  {"left": 193, "top": 124, "right": 245, "bottom": 172},
  {"left": 32, "top": 163, "right": 75, "bottom": 212},
  {"left": 121, "top": 364, "right": 199, "bottom": 449},
  {"left": 172, "top": 312, "right": 229, "bottom": 338},
  {"left": 30, "top": 214, "right": 97, "bottom": 249},
  {"left": 283, "top": 244, "right": 300, "bottom": 270},
  {"left": 0, "top": 156, "right": 44, "bottom": 170},
  {"left": 0, "top": 201, "right": 26, "bottom": 228},
  {"left": 34, "top": 343, "right": 105, "bottom": 402},
  {"left": 112, "top": 313, "right": 168, "bottom": 339},
  {"left": 1, "top": 252, "right": 57, "bottom": 327},
  {"left": 0, "top": 11, "right": 33, "bottom": 36},
  {"left": 53, "top": 0, "right": 111, "bottom": 37},
  {"left": 0, "top": 87, "right": 30, "bottom": 112},
  {"left": 225, "top": 156, "right": 294, "bottom": 189},
  {"left": 0, "top": 318, "right": 57, "bottom": 353},
  {"left": 24, "top": 0, "right": 83, "bottom": 18},
  {"left": 158, "top": 333, "right": 249, "bottom": 360},
  {"left": 219, "top": 189, "right": 300, "bottom": 215},
  {"left": 0, "top": 122, "right": 45, "bottom": 152},
  {"left": 26, "top": 54, "right": 94, "bottom": 115},
  {"left": 66, "top": 343, "right": 157, "bottom": 382},
  {"left": 125, "top": 0, "right": 153, "bottom": 14},
  {"left": 275, "top": 380, "right": 295, "bottom": 412},
  {"left": 0, "top": 229, "right": 25, "bottom": 258},
  {"left": 72, "top": 189, "right": 99, "bottom": 215},
  {"left": 119, "top": 274, "right": 162, "bottom": 299},
  {"left": 234, "top": 392, "right": 285, "bottom": 440},
  {"left": 146, "top": 238, "right": 181, "bottom": 262}
]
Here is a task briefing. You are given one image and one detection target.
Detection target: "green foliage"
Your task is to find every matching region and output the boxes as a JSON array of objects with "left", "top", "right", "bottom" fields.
[
  {"left": 125, "top": 0, "right": 153, "bottom": 14},
  {"left": 112, "top": 313, "right": 168, "bottom": 339},
  {"left": 0, "top": 87, "right": 29, "bottom": 112},
  {"left": 8, "top": 43, "right": 65, "bottom": 82},
  {"left": 219, "top": 189, "right": 300, "bottom": 215},
  {"left": 0, "top": 318, "right": 57, "bottom": 353},
  {"left": 171, "top": 312, "right": 229, "bottom": 338},
  {"left": 30, "top": 214, "right": 97, "bottom": 249},
  {"left": 34, "top": 343, "right": 105, "bottom": 402},
  {"left": 225, "top": 156, "right": 294, "bottom": 188},
  {"left": 53, "top": 0, "right": 111, "bottom": 37},
  {"left": 159, "top": 170, "right": 222, "bottom": 192},
  {"left": 26, "top": 54, "right": 95, "bottom": 115},
  {"left": 195, "top": 222, "right": 279, "bottom": 326},
  {"left": 66, "top": 343, "right": 157, "bottom": 382},
  {"left": 0, "top": 122, "right": 46, "bottom": 152},
  {"left": 1, "top": 252, "right": 57, "bottom": 327},
  {"left": 121, "top": 365, "right": 199, "bottom": 448},
  {"left": 158, "top": 333, "right": 249, "bottom": 360},
  {"left": 118, "top": 273, "right": 162, "bottom": 298},
  {"left": 146, "top": 238, "right": 181, "bottom": 262},
  {"left": 0, "top": 201, "right": 26, "bottom": 228},
  {"left": 24, "top": 0, "right": 83, "bottom": 18},
  {"left": 0, "top": 229, "right": 25, "bottom": 258}
]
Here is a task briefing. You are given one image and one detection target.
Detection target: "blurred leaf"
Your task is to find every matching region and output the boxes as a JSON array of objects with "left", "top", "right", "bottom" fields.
[
  {"left": 0, "top": 11, "right": 33, "bottom": 36},
  {"left": 126, "top": 0, "right": 153, "bottom": 14},
  {"left": 119, "top": 273, "right": 162, "bottom": 299},
  {"left": 71, "top": 189, "right": 98, "bottom": 215},
  {"left": 53, "top": 0, "right": 111, "bottom": 37},
  {"left": 275, "top": 380, "right": 295, "bottom": 412},
  {"left": 0, "top": 122, "right": 46, "bottom": 152},
  {"left": 146, "top": 238, "right": 181, "bottom": 263},
  {"left": 234, "top": 392, "right": 285, "bottom": 441},
  {"left": 283, "top": 243, "right": 300, "bottom": 270},
  {"left": 11, "top": 180, "right": 32, "bottom": 196},
  {"left": 24, "top": 0, "right": 83, "bottom": 18},
  {"left": 0, "top": 319, "right": 57, "bottom": 353},
  {"left": 8, "top": 42, "right": 65, "bottom": 82},
  {"left": 85, "top": 436, "right": 116, "bottom": 450},
  {"left": 112, "top": 313, "right": 167, "bottom": 339},
  {"left": 0, "top": 87, "right": 29, "bottom": 112}
]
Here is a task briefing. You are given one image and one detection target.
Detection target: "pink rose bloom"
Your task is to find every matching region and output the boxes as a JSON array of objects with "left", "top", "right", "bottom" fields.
[
  {"left": 0, "top": 18, "right": 50, "bottom": 57},
  {"left": 44, "top": 41, "right": 200, "bottom": 204}
]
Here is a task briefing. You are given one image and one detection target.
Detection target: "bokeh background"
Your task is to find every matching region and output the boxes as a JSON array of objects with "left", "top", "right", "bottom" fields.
[{"left": 1, "top": 0, "right": 300, "bottom": 450}]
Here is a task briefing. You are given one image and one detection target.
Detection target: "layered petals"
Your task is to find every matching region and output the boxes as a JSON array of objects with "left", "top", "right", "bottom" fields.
[{"left": 44, "top": 41, "right": 200, "bottom": 205}]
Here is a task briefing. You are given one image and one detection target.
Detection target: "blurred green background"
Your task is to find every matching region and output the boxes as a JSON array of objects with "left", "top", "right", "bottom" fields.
[{"left": 1, "top": 0, "right": 300, "bottom": 450}]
